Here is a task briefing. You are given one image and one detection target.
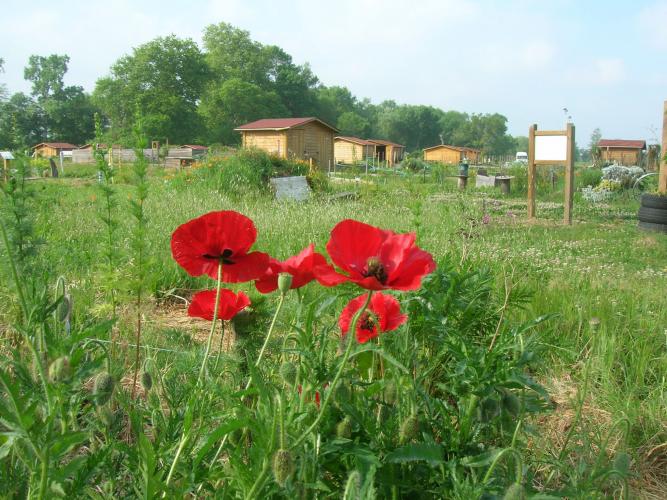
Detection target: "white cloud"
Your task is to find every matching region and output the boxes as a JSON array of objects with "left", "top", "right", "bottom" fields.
[
  {"left": 591, "top": 58, "right": 626, "bottom": 84},
  {"left": 637, "top": 1, "right": 667, "bottom": 50}
]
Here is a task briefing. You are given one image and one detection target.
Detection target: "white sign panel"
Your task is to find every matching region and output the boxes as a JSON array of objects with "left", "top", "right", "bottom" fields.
[
  {"left": 269, "top": 175, "right": 311, "bottom": 201},
  {"left": 534, "top": 135, "right": 568, "bottom": 162}
]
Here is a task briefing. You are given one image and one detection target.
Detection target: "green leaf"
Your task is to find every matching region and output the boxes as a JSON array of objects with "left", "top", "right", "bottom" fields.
[
  {"left": 193, "top": 419, "right": 245, "bottom": 467},
  {"left": 385, "top": 443, "right": 444, "bottom": 466},
  {"left": 50, "top": 431, "right": 88, "bottom": 458}
]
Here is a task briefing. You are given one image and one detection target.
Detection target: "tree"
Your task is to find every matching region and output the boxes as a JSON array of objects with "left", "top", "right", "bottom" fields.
[
  {"left": 93, "top": 35, "right": 209, "bottom": 144},
  {"left": 0, "top": 93, "right": 46, "bottom": 150},
  {"left": 22, "top": 54, "right": 96, "bottom": 144},
  {"left": 199, "top": 78, "right": 287, "bottom": 144},
  {"left": 44, "top": 86, "right": 96, "bottom": 144},
  {"left": 589, "top": 127, "right": 601, "bottom": 151},
  {"left": 24, "top": 54, "right": 69, "bottom": 102},
  {"left": 337, "top": 111, "right": 369, "bottom": 137}
]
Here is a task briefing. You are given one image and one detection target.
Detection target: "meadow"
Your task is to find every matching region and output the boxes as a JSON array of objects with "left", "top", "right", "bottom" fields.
[{"left": 0, "top": 156, "right": 665, "bottom": 498}]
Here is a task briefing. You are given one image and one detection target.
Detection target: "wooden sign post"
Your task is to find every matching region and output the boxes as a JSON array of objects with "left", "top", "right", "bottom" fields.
[
  {"left": 527, "top": 122, "right": 576, "bottom": 224},
  {"left": 659, "top": 100, "right": 667, "bottom": 194}
]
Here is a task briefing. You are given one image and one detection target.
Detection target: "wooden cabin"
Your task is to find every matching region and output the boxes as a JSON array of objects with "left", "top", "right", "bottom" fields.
[
  {"left": 368, "top": 139, "right": 404, "bottom": 166},
  {"left": 597, "top": 139, "right": 646, "bottom": 166},
  {"left": 334, "top": 136, "right": 376, "bottom": 164},
  {"left": 424, "top": 145, "right": 465, "bottom": 164},
  {"left": 235, "top": 117, "right": 338, "bottom": 168},
  {"left": 32, "top": 142, "right": 76, "bottom": 158}
]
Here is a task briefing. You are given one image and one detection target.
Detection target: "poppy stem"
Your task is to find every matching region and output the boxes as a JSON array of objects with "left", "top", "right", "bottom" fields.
[
  {"left": 290, "top": 291, "right": 373, "bottom": 450},
  {"left": 197, "top": 260, "right": 223, "bottom": 383},
  {"left": 255, "top": 293, "right": 285, "bottom": 369}
]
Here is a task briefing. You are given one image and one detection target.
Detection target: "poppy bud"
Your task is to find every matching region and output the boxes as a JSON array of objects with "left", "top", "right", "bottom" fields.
[
  {"left": 141, "top": 371, "right": 153, "bottom": 391},
  {"left": 57, "top": 294, "right": 72, "bottom": 322},
  {"left": 48, "top": 356, "right": 70, "bottom": 382},
  {"left": 336, "top": 417, "right": 352, "bottom": 439},
  {"left": 277, "top": 273, "right": 293, "bottom": 295},
  {"left": 272, "top": 449, "right": 294, "bottom": 486},
  {"left": 93, "top": 372, "right": 115, "bottom": 406},
  {"left": 399, "top": 414, "right": 419, "bottom": 444},
  {"left": 384, "top": 381, "right": 397, "bottom": 405},
  {"left": 279, "top": 361, "right": 297, "bottom": 385},
  {"left": 503, "top": 483, "right": 526, "bottom": 500}
]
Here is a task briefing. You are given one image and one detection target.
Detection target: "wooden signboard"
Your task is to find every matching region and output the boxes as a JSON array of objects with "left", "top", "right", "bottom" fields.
[
  {"left": 528, "top": 123, "right": 575, "bottom": 224},
  {"left": 269, "top": 175, "right": 311, "bottom": 202}
]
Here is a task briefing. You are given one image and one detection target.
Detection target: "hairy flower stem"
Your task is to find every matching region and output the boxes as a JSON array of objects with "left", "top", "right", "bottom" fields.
[
  {"left": 290, "top": 292, "right": 373, "bottom": 450},
  {"left": 197, "top": 261, "right": 223, "bottom": 384},
  {"left": 256, "top": 293, "right": 285, "bottom": 368}
]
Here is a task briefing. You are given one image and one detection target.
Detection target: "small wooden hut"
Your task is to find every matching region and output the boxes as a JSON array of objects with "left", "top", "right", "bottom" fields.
[
  {"left": 235, "top": 117, "right": 338, "bottom": 168},
  {"left": 368, "top": 139, "right": 404, "bottom": 166},
  {"left": 423, "top": 145, "right": 464, "bottom": 164},
  {"left": 32, "top": 142, "right": 76, "bottom": 158},
  {"left": 597, "top": 139, "right": 646, "bottom": 166},
  {"left": 334, "top": 136, "right": 376, "bottom": 164}
]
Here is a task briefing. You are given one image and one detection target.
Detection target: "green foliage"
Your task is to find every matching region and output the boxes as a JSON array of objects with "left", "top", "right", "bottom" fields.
[
  {"left": 93, "top": 35, "right": 209, "bottom": 144},
  {"left": 196, "top": 148, "right": 308, "bottom": 195},
  {"left": 579, "top": 167, "right": 603, "bottom": 188}
]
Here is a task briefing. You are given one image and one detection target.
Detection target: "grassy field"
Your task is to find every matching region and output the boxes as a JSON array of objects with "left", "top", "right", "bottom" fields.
[{"left": 1, "top": 159, "right": 666, "bottom": 497}]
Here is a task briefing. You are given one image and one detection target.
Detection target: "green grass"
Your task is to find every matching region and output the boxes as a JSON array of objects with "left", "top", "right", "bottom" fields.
[{"left": 2, "top": 162, "right": 666, "bottom": 496}]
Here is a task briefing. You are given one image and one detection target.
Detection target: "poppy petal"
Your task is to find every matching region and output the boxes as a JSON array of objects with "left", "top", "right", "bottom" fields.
[
  {"left": 188, "top": 289, "right": 251, "bottom": 321},
  {"left": 220, "top": 251, "right": 270, "bottom": 283},
  {"left": 326, "top": 220, "right": 386, "bottom": 277}
]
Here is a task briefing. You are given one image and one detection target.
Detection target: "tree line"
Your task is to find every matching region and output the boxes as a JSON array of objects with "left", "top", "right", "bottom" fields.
[{"left": 0, "top": 23, "right": 522, "bottom": 155}]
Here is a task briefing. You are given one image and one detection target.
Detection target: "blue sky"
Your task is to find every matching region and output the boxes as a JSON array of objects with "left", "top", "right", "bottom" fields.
[{"left": 1, "top": 0, "right": 665, "bottom": 144}]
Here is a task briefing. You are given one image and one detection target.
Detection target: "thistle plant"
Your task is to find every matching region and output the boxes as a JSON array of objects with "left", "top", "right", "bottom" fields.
[
  {"left": 129, "top": 113, "right": 150, "bottom": 398},
  {"left": 94, "top": 113, "right": 119, "bottom": 321}
]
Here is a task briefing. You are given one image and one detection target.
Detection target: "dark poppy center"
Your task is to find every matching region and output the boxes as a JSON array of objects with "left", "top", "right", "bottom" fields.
[
  {"left": 359, "top": 313, "right": 376, "bottom": 332},
  {"left": 203, "top": 248, "right": 235, "bottom": 265},
  {"left": 362, "top": 257, "right": 388, "bottom": 284}
]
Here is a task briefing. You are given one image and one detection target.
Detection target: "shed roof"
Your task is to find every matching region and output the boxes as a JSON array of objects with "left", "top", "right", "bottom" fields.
[
  {"left": 598, "top": 139, "right": 646, "bottom": 149},
  {"left": 423, "top": 144, "right": 464, "bottom": 152},
  {"left": 181, "top": 144, "right": 208, "bottom": 150},
  {"left": 1, "top": 151, "right": 15, "bottom": 160},
  {"left": 368, "top": 139, "right": 404, "bottom": 148},
  {"left": 235, "top": 117, "right": 338, "bottom": 132},
  {"left": 32, "top": 142, "right": 77, "bottom": 150},
  {"left": 335, "top": 136, "right": 376, "bottom": 146}
]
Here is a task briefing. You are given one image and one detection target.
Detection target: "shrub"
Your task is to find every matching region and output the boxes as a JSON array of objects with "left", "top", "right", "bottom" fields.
[{"left": 578, "top": 167, "right": 603, "bottom": 188}]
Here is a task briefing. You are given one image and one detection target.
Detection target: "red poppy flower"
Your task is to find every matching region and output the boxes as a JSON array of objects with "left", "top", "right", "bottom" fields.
[
  {"left": 171, "top": 210, "right": 270, "bottom": 283},
  {"left": 339, "top": 292, "right": 407, "bottom": 343},
  {"left": 188, "top": 289, "right": 251, "bottom": 321},
  {"left": 314, "top": 219, "right": 435, "bottom": 291},
  {"left": 255, "top": 244, "right": 330, "bottom": 294}
]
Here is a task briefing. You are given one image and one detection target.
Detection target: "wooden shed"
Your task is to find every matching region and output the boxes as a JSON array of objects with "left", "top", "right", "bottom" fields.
[
  {"left": 597, "top": 139, "right": 646, "bottom": 166},
  {"left": 32, "top": 142, "right": 76, "bottom": 158},
  {"left": 334, "top": 136, "right": 376, "bottom": 164},
  {"left": 368, "top": 139, "right": 404, "bottom": 166},
  {"left": 423, "top": 145, "right": 465, "bottom": 164},
  {"left": 235, "top": 117, "right": 338, "bottom": 168}
]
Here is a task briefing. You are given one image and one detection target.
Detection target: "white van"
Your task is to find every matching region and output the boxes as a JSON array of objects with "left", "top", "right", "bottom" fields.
[{"left": 515, "top": 152, "right": 528, "bottom": 163}]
